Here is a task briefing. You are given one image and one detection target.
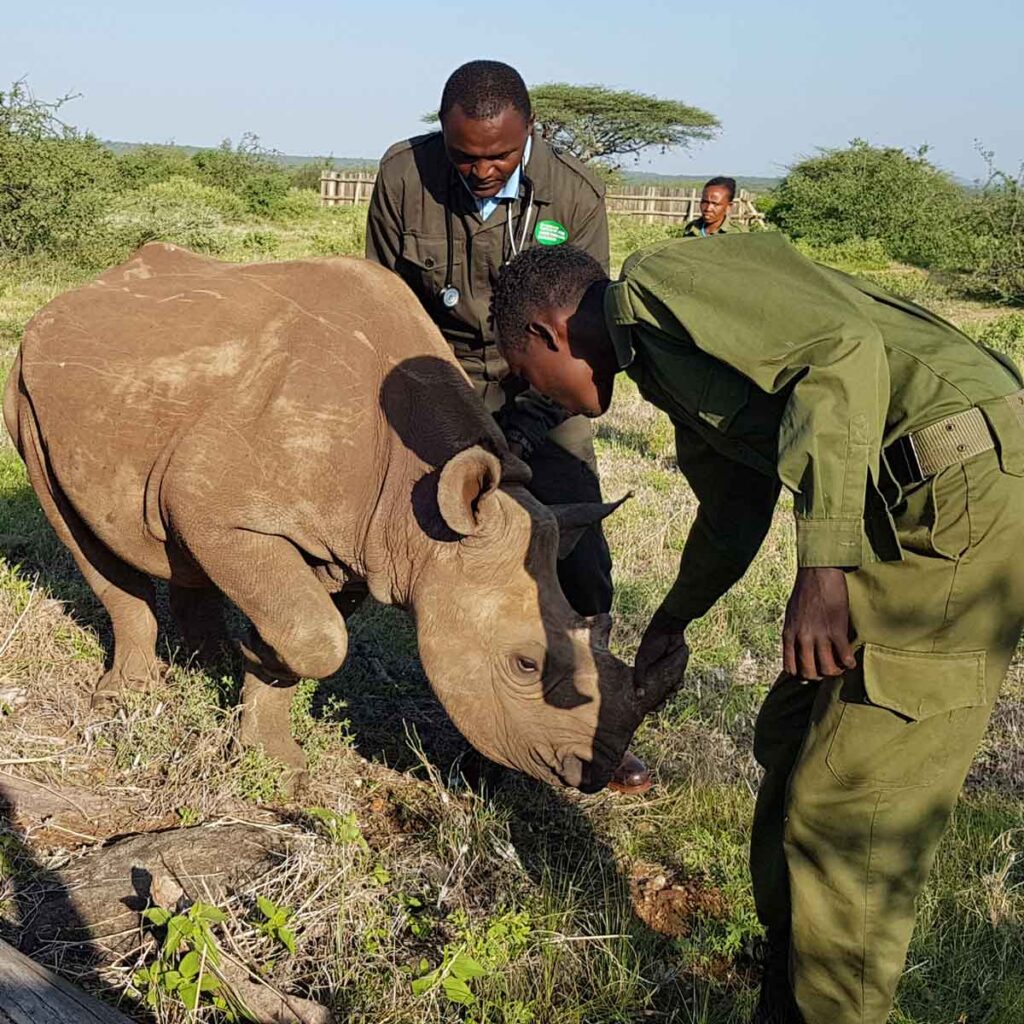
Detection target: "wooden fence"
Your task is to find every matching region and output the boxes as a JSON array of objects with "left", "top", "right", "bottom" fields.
[
  {"left": 320, "top": 171, "right": 764, "bottom": 227},
  {"left": 604, "top": 185, "right": 764, "bottom": 226}
]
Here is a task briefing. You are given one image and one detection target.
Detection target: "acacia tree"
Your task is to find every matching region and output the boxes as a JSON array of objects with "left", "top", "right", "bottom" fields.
[
  {"left": 530, "top": 84, "right": 719, "bottom": 169},
  {"left": 424, "top": 83, "right": 719, "bottom": 171}
]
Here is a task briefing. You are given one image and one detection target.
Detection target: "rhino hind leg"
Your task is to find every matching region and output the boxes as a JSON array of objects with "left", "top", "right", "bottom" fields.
[
  {"left": 17, "top": 401, "right": 160, "bottom": 703},
  {"left": 168, "top": 521, "right": 350, "bottom": 786}
]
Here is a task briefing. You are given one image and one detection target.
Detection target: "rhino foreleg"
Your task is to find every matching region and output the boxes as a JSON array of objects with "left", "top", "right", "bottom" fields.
[{"left": 169, "top": 522, "right": 349, "bottom": 786}]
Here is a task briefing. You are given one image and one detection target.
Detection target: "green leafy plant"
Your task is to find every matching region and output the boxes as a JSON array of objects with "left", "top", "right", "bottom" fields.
[
  {"left": 252, "top": 894, "right": 297, "bottom": 954},
  {"left": 397, "top": 891, "right": 433, "bottom": 938},
  {"left": 409, "top": 946, "right": 487, "bottom": 1006},
  {"left": 134, "top": 901, "right": 254, "bottom": 1020},
  {"left": 307, "top": 806, "right": 369, "bottom": 851}
]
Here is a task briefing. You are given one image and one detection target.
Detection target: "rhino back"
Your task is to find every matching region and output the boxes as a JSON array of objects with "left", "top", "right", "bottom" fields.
[{"left": 17, "top": 243, "right": 481, "bottom": 572}]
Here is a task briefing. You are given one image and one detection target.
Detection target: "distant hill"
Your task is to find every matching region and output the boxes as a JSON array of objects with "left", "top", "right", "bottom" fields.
[
  {"left": 103, "top": 140, "right": 378, "bottom": 171},
  {"left": 102, "top": 141, "right": 780, "bottom": 190},
  {"left": 619, "top": 171, "right": 782, "bottom": 191}
]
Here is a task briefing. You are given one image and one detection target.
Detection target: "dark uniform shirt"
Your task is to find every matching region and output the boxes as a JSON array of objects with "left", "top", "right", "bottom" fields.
[
  {"left": 681, "top": 216, "right": 747, "bottom": 237},
  {"left": 604, "top": 232, "right": 1024, "bottom": 623},
  {"left": 366, "top": 130, "right": 609, "bottom": 453}
]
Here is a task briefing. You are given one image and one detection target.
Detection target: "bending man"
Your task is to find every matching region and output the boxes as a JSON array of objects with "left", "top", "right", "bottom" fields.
[{"left": 491, "top": 233, "right": 1024, "bottom": 1024}]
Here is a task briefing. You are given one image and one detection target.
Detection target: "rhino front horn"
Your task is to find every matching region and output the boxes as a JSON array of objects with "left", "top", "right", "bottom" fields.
[{"left": 551, "top": 493, "right": 631, "bottom": 558}]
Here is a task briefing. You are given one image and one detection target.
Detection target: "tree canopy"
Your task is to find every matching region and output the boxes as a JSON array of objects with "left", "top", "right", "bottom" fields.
[{"left": 530, "top": 84, "right": 719, "bottom": 169}]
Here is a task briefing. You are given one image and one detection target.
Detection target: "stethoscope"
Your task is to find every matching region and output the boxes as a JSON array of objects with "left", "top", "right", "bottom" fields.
[{"left": 439, "top": 170, "right": 535, "bottom": 310}]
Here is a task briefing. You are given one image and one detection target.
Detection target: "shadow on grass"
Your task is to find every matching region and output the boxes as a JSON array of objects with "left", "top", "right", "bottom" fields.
[{"left": 0, "top": 788, "right": 133, "bottom": 1021}]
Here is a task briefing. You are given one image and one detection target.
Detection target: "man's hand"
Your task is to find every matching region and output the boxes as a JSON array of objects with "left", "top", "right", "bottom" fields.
[
  {"left": 635, "top": 606, "right": 690, "bottom": 706},
  {"left": 782, "top": 567, "right": 857, "bottom": 680}
]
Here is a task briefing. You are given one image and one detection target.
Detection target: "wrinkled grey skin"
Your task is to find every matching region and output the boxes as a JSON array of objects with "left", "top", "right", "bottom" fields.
[{"left": 4, "top": 244, "right": 674, "bottom": 791}]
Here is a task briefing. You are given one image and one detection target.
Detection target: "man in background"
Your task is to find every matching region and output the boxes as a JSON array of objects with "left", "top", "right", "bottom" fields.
[
  {"left": 683, "top": 175, "right": 745, "bottom": 236},
  {"left": 366, "top": 59, "right": 650, "bottom": 794}
]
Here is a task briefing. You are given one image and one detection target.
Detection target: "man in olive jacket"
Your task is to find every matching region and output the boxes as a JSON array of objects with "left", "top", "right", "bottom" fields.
[
  {"left": 490, "top": 234, "right": 1024, "bottom": 1024},
  {"left": 366, "top": 60, "right": 650, "bottom": 794}
]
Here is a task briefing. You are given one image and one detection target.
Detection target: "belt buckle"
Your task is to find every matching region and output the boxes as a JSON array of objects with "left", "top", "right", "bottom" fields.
[{"left": 891, "top": 434, "right": 925, "bottom": 486}]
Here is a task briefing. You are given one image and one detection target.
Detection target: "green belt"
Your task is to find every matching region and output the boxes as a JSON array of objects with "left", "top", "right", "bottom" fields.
[{"left": 886, "top": 389, "right": 1024, "bottom": 486}]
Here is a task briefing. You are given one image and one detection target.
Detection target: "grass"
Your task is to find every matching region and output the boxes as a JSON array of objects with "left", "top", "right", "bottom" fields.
[{"left": 0, "top": 199, "right": 1022, "bottom": 1023}]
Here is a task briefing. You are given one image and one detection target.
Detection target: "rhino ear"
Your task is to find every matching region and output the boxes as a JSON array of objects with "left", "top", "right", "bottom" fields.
[
  {"left": 552, "top": 494, "right": 631, "bottom": 558},
  {"left": 438, "top": 446, "right": 503, "bottom": 536}
]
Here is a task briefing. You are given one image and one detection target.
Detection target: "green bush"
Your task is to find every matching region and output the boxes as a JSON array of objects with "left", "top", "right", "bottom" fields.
[
  {"left": 290, "top": 161, "right": 331, "bottom": 191},
  {"left": 0, "top": 81, "right": 117, "bottom": 262},
  {"left": 104, "top": 176, "right": 241, "bottom": 257},
  {"left": 769, "top": 140, "right": 967, "bottom": 267},
  {"left": 191, "top": 134, "right": 292, "bottom": 217},
  {"left": 115, "top": 144, "right": 197, "bottom": 191},
  {"left": 956, "top": 161, "right": 1024, "bottom": 304}
]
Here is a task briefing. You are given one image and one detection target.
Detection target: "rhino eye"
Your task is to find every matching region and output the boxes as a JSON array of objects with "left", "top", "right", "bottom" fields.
[{"left": 513, "top": 655, "right": 539, "bottom": 675}]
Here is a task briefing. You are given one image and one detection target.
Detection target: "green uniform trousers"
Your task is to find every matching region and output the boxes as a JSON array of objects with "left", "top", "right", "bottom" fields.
[{"left": 751, "top": 447, "right": 1024, "bottom": 1024}]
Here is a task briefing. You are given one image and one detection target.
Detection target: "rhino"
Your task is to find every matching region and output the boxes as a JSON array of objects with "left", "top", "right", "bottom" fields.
[{"left": 4, "top": 243, "right": 673, "bottom": 791}]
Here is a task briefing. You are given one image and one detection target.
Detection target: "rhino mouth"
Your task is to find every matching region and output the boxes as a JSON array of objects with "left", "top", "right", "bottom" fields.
[{"left": 550, "top": 737, "right": 626, "bottom": 793}]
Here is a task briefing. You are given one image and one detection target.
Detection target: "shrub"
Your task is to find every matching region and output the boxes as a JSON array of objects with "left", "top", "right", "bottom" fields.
[
  {"left": 191, "top": 133, "right": 292, "bottom": 217},
  {"left": 290, "top": 161, "right": 331, "bottom": 191},
  {"left": 769, "top": 139, "right": 967, "bottom": 267},
  {"left": 115, "top": 144, "right": 197, "bottom": 191},
  {"left": 0, "top": 81, "right": 117, "bottom": 262},
  {"left": 103, "top": 176, "right": 241, "bottom": 257},
  {"left": 955, "top": 157, "right": 1024, "bottom": 304}
]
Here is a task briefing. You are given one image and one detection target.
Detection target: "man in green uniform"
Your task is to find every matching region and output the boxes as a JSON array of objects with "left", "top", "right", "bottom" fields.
[
  {"left": 366, "top": 59, "right": 649, "bottom": 793},
  {"left": 682, "top": 176, "right": 746, "bottom": 236},
  {"left": 490, "top": 234, "right": 1024, "bottom": 1024}
]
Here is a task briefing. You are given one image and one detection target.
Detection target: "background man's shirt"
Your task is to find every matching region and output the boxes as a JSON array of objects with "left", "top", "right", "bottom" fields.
[{"left": 605, "top": 232, "right": 1024, "bottom": 623}]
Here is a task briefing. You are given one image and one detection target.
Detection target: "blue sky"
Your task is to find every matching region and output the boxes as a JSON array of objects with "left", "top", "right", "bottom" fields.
[{"left": 5, "top": 0, "right": 1022, "bottom": 180}]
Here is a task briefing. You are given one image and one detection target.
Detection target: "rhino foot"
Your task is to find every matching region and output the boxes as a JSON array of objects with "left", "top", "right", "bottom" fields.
[
  {"left": 90, "top": 662, "right": 164, "bottom": 708},
  {"left": 238, "top": 672, "right": 308, "bottom": 783}
]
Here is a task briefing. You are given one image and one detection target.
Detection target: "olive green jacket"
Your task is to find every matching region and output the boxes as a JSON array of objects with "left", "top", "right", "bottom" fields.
[
  {"left": 605, "top": 232, "right": 1024, "bottom": 623},
  {"left": 366, "top": 130, "right": 608, "bottom": 450}
]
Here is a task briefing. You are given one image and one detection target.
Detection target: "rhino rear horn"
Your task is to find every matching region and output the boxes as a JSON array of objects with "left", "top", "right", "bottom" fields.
[
  {"left": 438, "top": 446, "right": 503, "bottom": 536},
  {"left": 551, "top": 493, "right": 631, "bottom": 558}
]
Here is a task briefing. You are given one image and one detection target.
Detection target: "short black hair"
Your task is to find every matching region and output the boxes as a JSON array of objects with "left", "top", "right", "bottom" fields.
[
  {"left": 492, "top": 245, "right": 607, "bottom": 355},
  {"left": 439, "top": 60, "right": 532, "bottom": 123},
  {"left": 703, "top": 176, "right": 737, "bottom": 200}
]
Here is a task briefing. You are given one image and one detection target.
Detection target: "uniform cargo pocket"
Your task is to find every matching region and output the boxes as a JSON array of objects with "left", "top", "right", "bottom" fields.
[
  {"left": 980, "top": 393, "right": 1024, "bottom": 476},
  {"left": 825, "top": 644, "right": 987, "bottom": 789},
  {"left": 890, "top": 465, "right": 969, "bottom": 560},
  {"left": 696, "top": 366, "right": 749, "bottom": 433},
  {"left": 400, "top": 232, "right": 461, "bottom": 286}
]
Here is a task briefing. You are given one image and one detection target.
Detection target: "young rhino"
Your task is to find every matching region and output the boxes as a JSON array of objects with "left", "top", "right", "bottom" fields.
[{"left": 4, "top": 243, "right": 674, "bottom": 791}]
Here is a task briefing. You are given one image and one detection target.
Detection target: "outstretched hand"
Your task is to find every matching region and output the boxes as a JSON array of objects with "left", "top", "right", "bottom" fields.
[
  {"left": 635, "top": 606, "right": 690, "bottom": 708},
  {"left": 782, "top": 567, "right": 857, "bottom": 680}
]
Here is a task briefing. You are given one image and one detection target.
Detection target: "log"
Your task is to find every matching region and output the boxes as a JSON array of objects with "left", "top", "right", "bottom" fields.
[
  {"left": 0, "top": 938, "right": 134, "bottom": 1024},
  {"left": 18, "top": 823, "right": 293, "bottom": 956}
]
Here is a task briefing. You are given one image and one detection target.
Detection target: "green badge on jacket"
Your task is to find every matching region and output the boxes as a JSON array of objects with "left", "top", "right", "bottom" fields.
[{"left": 534, "top": 220, "right": 569, "bottom": 246}]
